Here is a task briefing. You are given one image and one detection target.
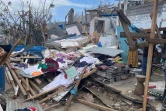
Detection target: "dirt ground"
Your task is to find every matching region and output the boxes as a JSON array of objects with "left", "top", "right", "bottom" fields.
[{"left": 50, "top": 103, "right": 99, "bottom": 111}]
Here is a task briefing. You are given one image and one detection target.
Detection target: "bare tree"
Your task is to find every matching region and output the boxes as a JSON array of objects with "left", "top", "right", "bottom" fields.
[{"left": 0, "top": 0, "right": 55, "bottom": 46}]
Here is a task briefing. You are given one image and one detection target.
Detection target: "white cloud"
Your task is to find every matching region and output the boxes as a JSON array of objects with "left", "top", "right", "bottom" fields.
[{"left": 1, "top": 0, "right": 89, "bottom": 12}]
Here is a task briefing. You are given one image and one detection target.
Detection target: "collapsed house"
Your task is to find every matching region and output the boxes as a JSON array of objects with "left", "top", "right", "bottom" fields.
[{"left": 0, "top": 0, "right": 166, "bottom": 111}]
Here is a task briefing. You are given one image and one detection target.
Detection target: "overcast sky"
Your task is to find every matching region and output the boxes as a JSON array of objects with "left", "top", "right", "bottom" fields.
[{"left": 2, "top": 0, "right": 117, "bottom": 22}]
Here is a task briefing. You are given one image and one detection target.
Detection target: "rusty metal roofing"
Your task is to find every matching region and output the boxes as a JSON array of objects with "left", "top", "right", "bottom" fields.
[{"left": 6, "top": 99, "right": 43, "bottom": 111}]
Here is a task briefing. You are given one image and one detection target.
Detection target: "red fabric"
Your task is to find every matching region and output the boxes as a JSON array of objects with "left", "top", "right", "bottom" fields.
[
  {"left": 42, "top": 58, "right": 59, "bottom": 72},
  {"left": 28, "top": 107, "right": 36, "bottom": 111}
]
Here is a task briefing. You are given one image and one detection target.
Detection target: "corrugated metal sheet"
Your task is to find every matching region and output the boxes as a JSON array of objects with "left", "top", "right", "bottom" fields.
[{"left": 6, "top": 100, "right": 43, "bottom": 111}]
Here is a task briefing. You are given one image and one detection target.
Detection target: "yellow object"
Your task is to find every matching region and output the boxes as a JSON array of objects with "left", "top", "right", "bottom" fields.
[{"left": 128, "top": 49, "right": 138, "bottom": 67}]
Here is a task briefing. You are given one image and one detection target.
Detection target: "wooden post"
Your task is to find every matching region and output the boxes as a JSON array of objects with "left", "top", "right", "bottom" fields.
[
  {"left": 118, "top": 11, "right": 136, "bottom": 51},
  {"left": 143, "top": 0, "right": 158, "bottom": 111},
  {"left": 63, "top": 66, "right": 87, "bottom": 111}
]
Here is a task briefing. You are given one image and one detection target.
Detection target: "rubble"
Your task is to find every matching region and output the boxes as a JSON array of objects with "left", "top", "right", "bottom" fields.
[{"left": 0, "top": 0, "right": 166, "bottom": 111}]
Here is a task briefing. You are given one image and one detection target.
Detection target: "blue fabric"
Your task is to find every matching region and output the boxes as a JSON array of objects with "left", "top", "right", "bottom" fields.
[
  {"left": 13, "top": 45, "right": 45, "bottom": 52},
  {"left": 13, "top": 45, "right": 45, "bottom": 59},
  {"left": 70, "top": 86, "right": 77, "bottom": 96}
]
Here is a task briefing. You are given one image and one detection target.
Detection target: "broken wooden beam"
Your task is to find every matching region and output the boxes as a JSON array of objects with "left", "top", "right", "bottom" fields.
[
  {"left": 76, "top": 99, "right": 117, "bottom": 111},
  {"left": 34, "top": 78, "right": 42, "bottom": 85},
  {"left": 6, "top": 62, "right": 27, "bottom": 96},
  {"left": 148, "top": 38, "right": 166, "bottom": 43},
  {"left": 143, "top": 27, "right": 166, "bottom": 33},
  {"left": 118, "top": 10, "right": 131, "bottom": 25},
  {"left": 25, "top": 86, "right": 61, "bottom": 101},
  {"left": 29, "top": 80, "right": 40, "bottom": 93},
  {"left": 43, "top": 103, "right": 60, "bottom": 111},
  {"left": 6, "top": 67, "right": 19, "bottom": 98},
  {"left": 118, "top": 10, "right": 136, "bottom": 51},
  {"left": 39, "top": 86, "right": 66, "bottom": 103},
  {"left": 26, "top": 68, "right": 97, "bottom": 101},
  {"left": 5, "top": 71, "right": 11, "bottom": 84},
  {"left": 19, "top": 77, "right": 37, "bottom": 96},
  {"left": 120, "top": 32, "right": 166, "bottom": 39},
  {"left": 26, "top": 78, "right": 30, "bottom": 92},
  {"left": 63, "top": 66, "right": 88, "bottom": 111}
]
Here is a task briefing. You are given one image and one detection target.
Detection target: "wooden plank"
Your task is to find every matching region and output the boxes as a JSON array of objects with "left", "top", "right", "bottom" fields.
[
  {"left": 26, "top": 68, "right": 97, "bottom": 101},
  {"left": 120, "top": 32, "right": 166, "bottom": 39},
  {"left": 6, "top": 68, "right": 19, "bottom": 98},
  {"left": 29, "top": 80, "right": 40, "bottom": 92},
  {"left": 118, "top": 11, "right": 136, "bottom": 51},
  {"left": 26, "top": 78, "right": 30, "bottom": 92},
  {"left": 39, "top": 86, "right": 66, "bottom": 103},
  {"left": 5, "top": 71, "right": 11, "bottom": 84},
  {"left": 76, "top": 99, "right": 117, "bottom": 111},
  {"left": 63, "top": 66, "right": 88, "bottom": 111},
  {"left": 143, "top": 0, "right": 159, "bottom": 111},
  {"left": 0, "top": 37, "right": 22, "bottom": 67},
  {"left": 44, "top": 76, "right": 52, "bottom": 83},
  {"left": 143, "top": 27, "right": 166, "bottom": 33},
  {"left": 25, "top": 86, "right": 61, "bottom": 101},
  {"left": 148, "top": 38, "right": 166, "bottom": 43},
  {"left": 118, "top": 10, "right": 131, "bottom": 25},
  {"left": 20, "top": 78, "right": 37, "bottom": 96},
  {"left": 63, "top": 95, "right": 74, "bottom": 111},
  {"left": 34, "top": 78, "right": 42, "bottom": 85},
  {"left": 93, "top": 30, "right": 99, "bottom": 44},
  {"left": 6, "top": 62, "right": 27, "bottom": 96},
  {"left": 43, "top": 103, "right": 60, "bottom": 111}
]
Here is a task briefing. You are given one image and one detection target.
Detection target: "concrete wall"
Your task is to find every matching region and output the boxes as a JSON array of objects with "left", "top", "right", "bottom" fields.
[{"left": 126, "top": 1, "right": 166, "bottom": 29}]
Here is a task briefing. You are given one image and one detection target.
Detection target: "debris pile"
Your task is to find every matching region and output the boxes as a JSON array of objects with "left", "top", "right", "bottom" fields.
[{"left": 0, "top": 1, "right": 166, "bottom": 111}]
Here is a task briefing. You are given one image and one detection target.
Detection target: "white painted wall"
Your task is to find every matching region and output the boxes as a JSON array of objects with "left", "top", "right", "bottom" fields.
[{"left": 90, "top": 17, "right": 111, "bottom": 37}]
